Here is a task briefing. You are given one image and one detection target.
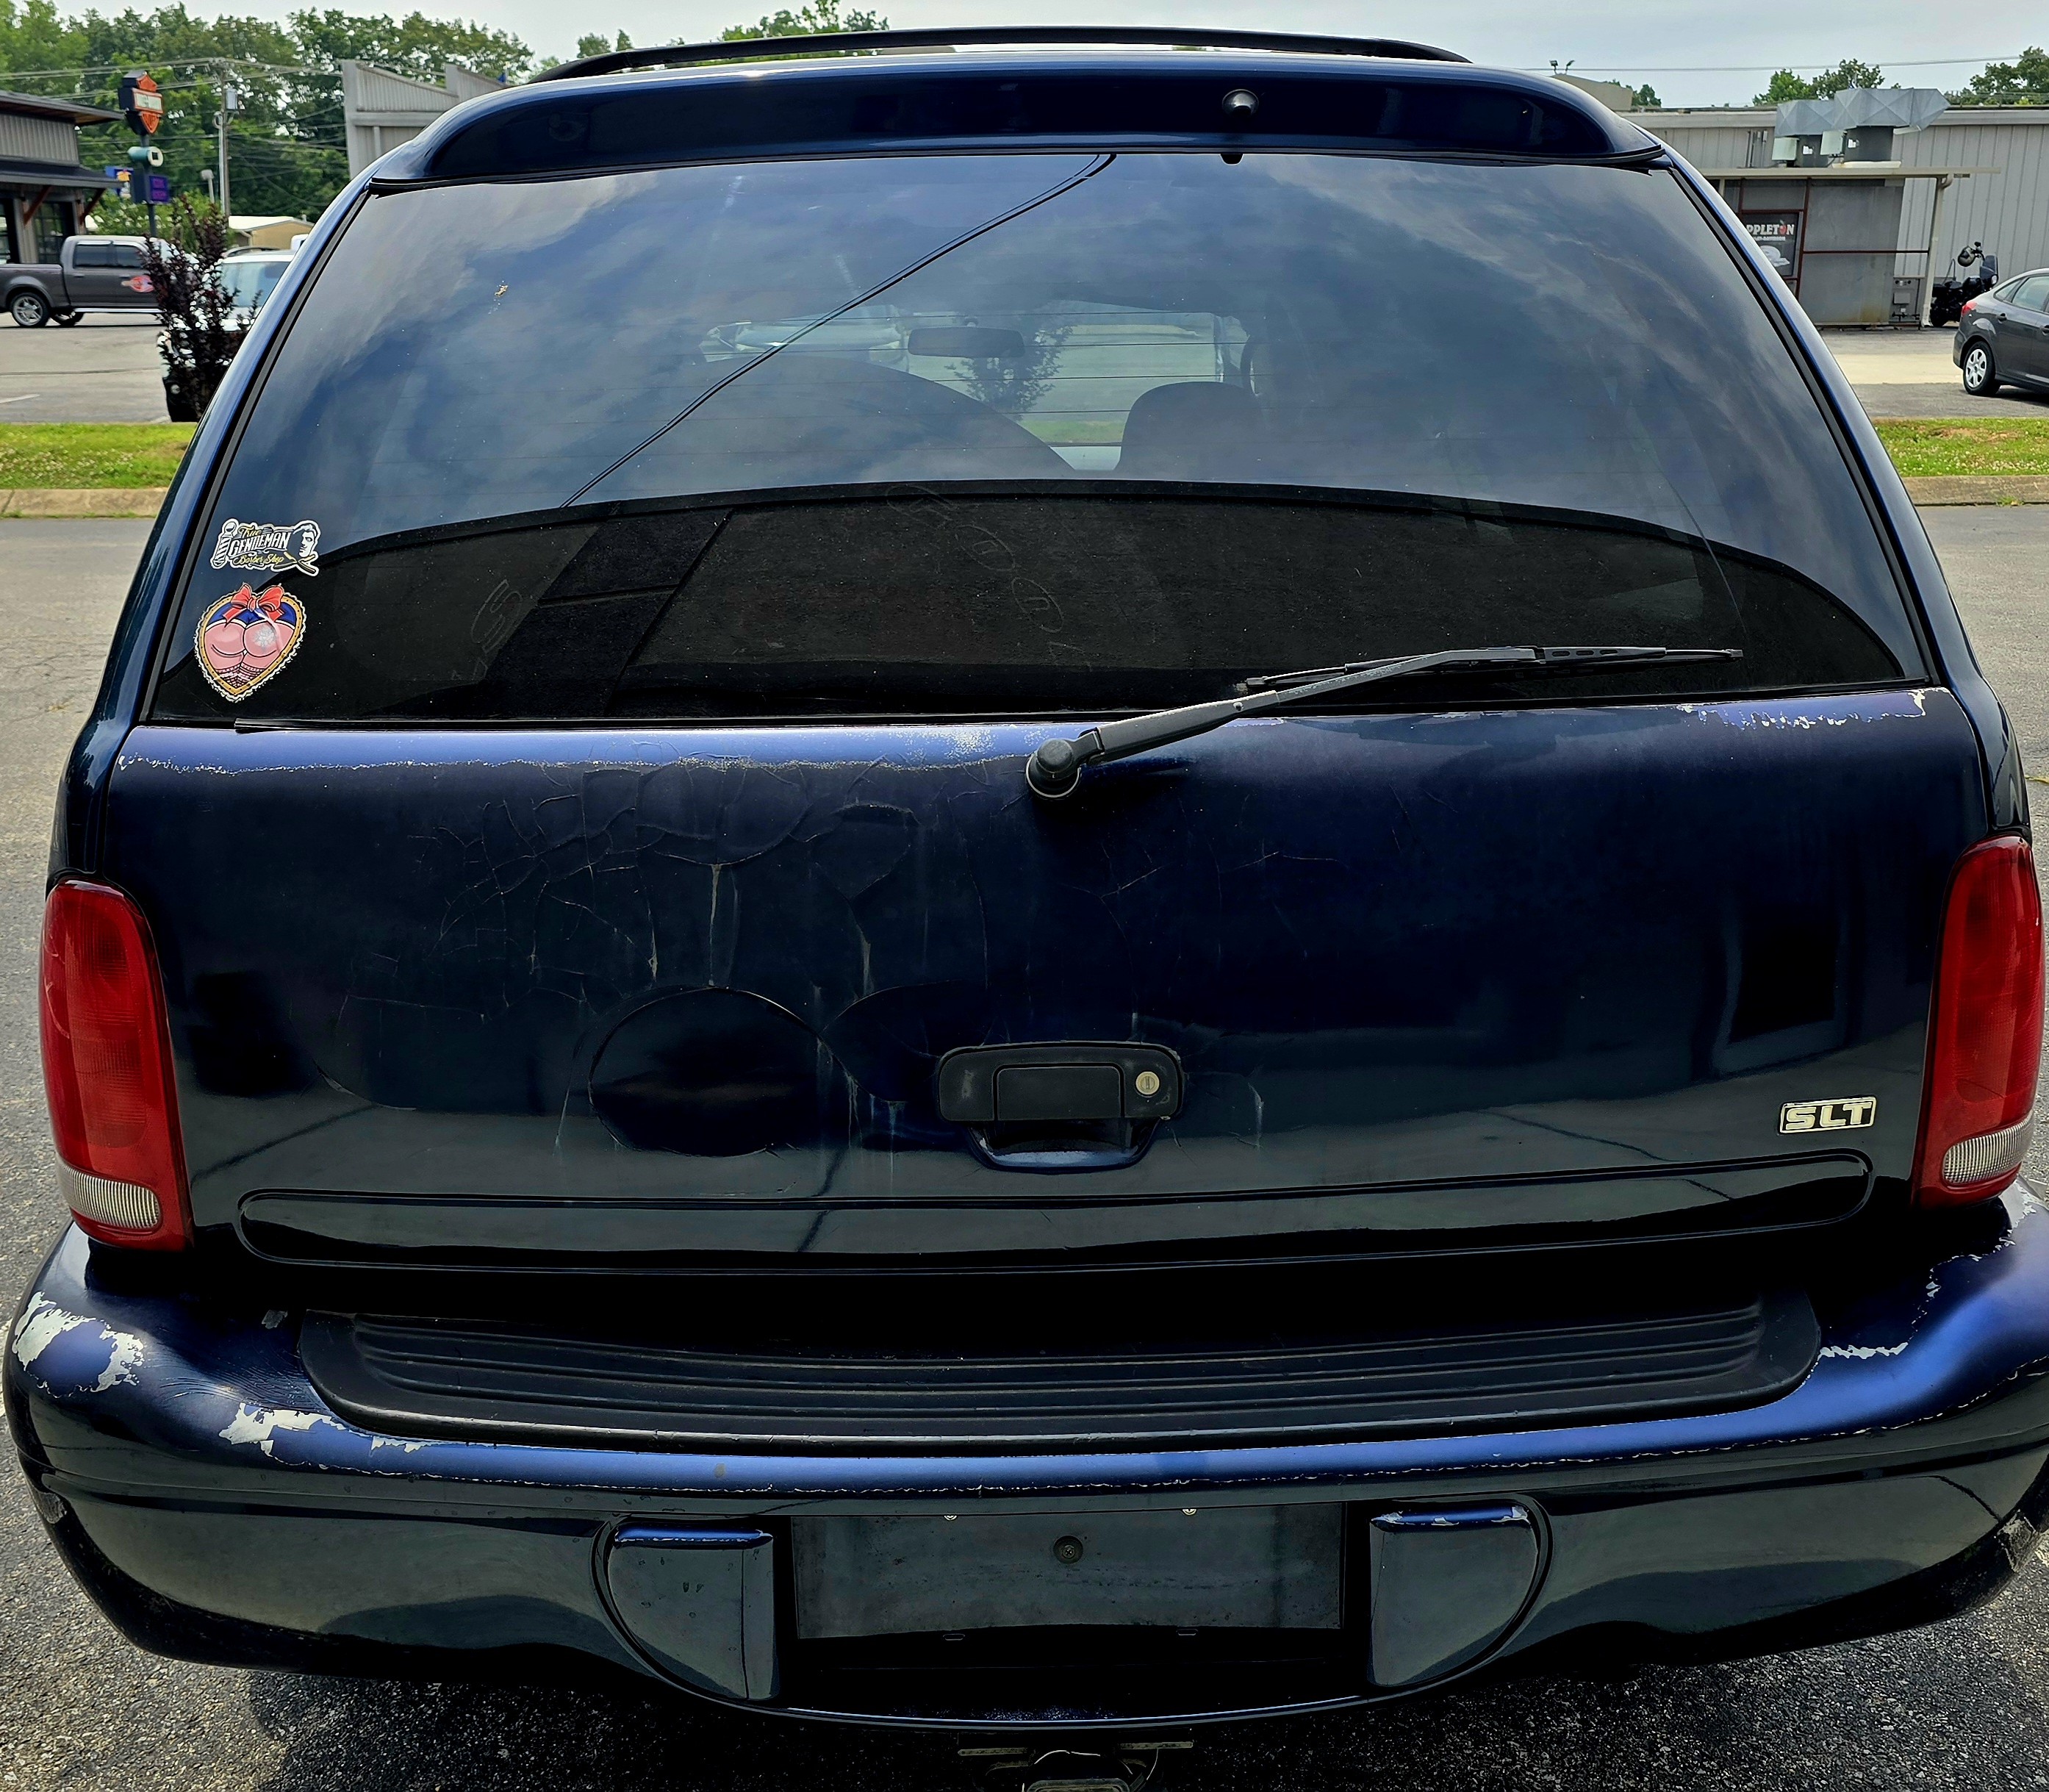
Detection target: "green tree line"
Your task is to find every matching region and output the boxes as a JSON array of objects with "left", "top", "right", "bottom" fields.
[
  {"left": 0, "top": 0, "right": 531, "bottom": 221},
  {"left": 0, "top": 0, "right": 886, "bottom": 226},
  {"left": 1751, "top": 50, "right": 2049, "bottom": 107}
]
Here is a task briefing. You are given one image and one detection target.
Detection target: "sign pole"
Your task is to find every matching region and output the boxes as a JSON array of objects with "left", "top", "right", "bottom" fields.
[{"left": 118, "top": 69, "right": 164, "bottom": 238}]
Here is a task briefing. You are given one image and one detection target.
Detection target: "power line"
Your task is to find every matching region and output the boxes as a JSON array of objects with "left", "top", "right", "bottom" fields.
[
  {"left": 115, "top": 129, "right": 345, "bottom": 154},
  {"left": 1522, "top": 53, "right": 2039, "bottom": 74},
  {"left": 0, "top": 56, "right": 321, "bottom": 77}
]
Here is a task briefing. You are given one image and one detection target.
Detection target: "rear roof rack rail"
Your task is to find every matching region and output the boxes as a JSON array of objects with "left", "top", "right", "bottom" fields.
[{"left": 531, "top": 25, "right": 1468, "bottom": 86}]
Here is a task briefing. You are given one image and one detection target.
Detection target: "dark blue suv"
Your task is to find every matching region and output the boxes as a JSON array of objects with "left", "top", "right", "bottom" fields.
[{"left": 11, "top": 28, "right": 2049, "bottom": 1732}]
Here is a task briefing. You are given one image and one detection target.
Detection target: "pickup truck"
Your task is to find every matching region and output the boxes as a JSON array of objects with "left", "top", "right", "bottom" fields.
[{"left": 4, "top": 235, "right": 158, "bottom": 328}]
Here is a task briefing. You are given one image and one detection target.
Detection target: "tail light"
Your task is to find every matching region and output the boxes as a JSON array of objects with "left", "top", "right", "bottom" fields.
[
  {"left": 1914, "top": 836, "right": 2045, "bottom": 1206},
  {"left": 39, "top": 879, "right": 191, "bottom": 1249},
  {"left": 1961, "top": 298, "right": 1980, "bottom": 318}
]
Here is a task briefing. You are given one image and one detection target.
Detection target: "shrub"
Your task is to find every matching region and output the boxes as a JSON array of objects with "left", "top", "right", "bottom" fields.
[{"left": 140, "top": 198, "right": 249, "bottom": 420}]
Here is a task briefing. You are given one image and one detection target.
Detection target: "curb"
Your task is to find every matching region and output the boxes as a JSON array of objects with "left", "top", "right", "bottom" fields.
[
  {"left": 1900, "top": 476, "right": 2049, "bottom": 506},
  {"left": 0, "top": 487, "right": 169, "bottom": 518}
]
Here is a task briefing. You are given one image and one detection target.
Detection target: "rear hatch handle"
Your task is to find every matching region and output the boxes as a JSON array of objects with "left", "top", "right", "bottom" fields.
[{"left": 938, "top": 1043, "right": 1183, "bottom": 1171}]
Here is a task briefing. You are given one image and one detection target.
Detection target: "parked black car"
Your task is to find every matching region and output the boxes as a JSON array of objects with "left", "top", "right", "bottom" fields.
[
  {"left": 10, "top": 27, "right": 2048, "bottom": 1740},
  {"left": 1956, "top": 267, "right": 2049, "bottom": 395}
]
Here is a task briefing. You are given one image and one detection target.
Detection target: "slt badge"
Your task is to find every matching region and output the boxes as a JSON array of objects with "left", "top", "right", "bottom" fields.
[
  {"left": 197, "top": 584, "right": 306, "bottom": 701},
  {"left": 211, "top": 517, "right": 320, "bottom": 578},
  {"left": 1781, "top": 1097, "right": 1876, "bottom": 1133}
]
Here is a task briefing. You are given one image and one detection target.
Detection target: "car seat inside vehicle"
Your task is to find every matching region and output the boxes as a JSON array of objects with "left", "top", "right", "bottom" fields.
[
  {"left": 1114, "top": 379, "right": 1262, "bottom": 479},
  {"left": 600, "top": 352, "right": 1073, "bottom": 497}
]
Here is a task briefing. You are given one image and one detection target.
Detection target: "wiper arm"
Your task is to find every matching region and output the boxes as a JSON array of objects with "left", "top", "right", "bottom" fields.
[{"left": 1024, "top": 644, "right": 1743, "bottom": 799}]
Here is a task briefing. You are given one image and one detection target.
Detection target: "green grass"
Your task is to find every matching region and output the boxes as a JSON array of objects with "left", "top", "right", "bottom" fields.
[
  {"left": 3, "top": 417, "right": 2046, "bottom": 490},
  {"left": 1022, "top": 417, "right": 1125, "bottom": 447},
  {"left": 0, "top": 423, "right": 195, "bottom": 488},
  {"left": 1870, "top": 417, "right": 2049, "bottom": 478}
]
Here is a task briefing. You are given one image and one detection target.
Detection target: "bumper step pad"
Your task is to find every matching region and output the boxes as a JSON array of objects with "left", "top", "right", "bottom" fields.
[{"left": 301, "top": 1289, "right": 1819, "bottom": 1452}]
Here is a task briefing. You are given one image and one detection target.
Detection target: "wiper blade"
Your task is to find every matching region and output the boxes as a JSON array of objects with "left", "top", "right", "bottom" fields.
[{"left": 1024, "top": 644, "right": 1742, "bottom": 799}]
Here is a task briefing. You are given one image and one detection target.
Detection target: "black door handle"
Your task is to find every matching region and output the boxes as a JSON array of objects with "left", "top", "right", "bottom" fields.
[{"left": 937, "top": 1043, "right": 1183, "bottom": 1124}]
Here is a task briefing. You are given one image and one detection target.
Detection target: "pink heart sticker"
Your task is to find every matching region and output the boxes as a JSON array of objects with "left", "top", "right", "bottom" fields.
[{"left": 195, "top": 584, "right": 306, "bottom": 701}]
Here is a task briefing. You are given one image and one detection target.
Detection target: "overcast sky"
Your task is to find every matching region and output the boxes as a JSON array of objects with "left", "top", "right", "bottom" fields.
[{"left": 386, "top": 0, "right": 2049, "bottom": 107}]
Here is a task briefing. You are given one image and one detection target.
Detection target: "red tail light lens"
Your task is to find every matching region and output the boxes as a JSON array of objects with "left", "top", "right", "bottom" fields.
[
  {"left": 39, "top": 879, "right": 191, "bottom": 1249},
  {"left": 1914, "top": 836, "right": 2045, "bottom": 1206},
  {"left": 1961, "top": 298, "right": 1980, "bottom": 318}
]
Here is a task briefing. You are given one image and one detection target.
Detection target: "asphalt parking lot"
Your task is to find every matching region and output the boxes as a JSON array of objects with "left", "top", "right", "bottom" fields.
[
  {"left": 1826, "top": 324, "right": 2049, "bottom": 417},
  {"left": 0, "top": 315, "right": 167, "bottom": 424},
  {"left": 3, "top": 507, "right": 2049, "bottom": 1791},
  {"left": 7, "top": 312, "right": 2049, "bottom": 424}
]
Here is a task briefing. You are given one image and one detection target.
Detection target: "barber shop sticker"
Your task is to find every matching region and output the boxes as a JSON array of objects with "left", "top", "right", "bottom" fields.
[
  {"left": 210, "top": 517, "right": 321, "bottom": 578},
  {"left": 196, "top": 585, "right": 306, "bottom": 701}
]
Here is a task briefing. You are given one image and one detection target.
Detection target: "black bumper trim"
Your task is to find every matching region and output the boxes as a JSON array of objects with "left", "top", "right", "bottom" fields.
[{"left": 298, "top": 1288, "right": 1820, "bottom": 1453}]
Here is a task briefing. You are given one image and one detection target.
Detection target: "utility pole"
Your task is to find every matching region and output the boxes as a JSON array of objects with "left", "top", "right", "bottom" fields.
[{"left": 216, "top": 73, "right": 235, "bottom": 224}]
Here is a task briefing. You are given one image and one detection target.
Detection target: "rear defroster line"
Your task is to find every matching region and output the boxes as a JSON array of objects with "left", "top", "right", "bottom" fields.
[{"left": 561, "top": 153, "right": 1116, "bottom": 509}]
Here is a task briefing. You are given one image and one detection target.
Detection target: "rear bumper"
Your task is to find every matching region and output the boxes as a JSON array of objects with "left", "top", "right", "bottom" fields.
[{"left": 14, "top": 1195, "right": 2049, "bottom": 1727}]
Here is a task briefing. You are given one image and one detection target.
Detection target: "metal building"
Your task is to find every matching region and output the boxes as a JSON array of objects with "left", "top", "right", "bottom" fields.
[
  {"left": 340, "top": 61, "right": 505, "bottom": 176},
  {"left": 0, "top": 89, "right": 118, "bottom": 268},
  {"left": 1636, "top": 101, "right": 2049, "bottom": 320}
]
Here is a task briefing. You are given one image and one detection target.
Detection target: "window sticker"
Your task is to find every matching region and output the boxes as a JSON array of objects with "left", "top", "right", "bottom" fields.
[
  {"left": 210, "top": 517, "right": 321, "bottom": 578},
  {"left": 197, "top": 585, "right": 306, "bottom": 701}
]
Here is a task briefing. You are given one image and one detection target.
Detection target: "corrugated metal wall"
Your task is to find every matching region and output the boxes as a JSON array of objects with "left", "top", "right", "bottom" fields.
[
  {"left": 340, "top": 61, "right": 503, "bottom": 174},
  {"left": 1637, "top": 110, "right": 1773, "bottom": 173},
  {"left": 1638, "top": 107, "right": 2049, "bottom": 290},
  {"left": 1899, "top": 112, "right": 2049, "bottom": 282},
  {"left": 340, "top": 60, "right": 459, "bottom": 176},
  {"left": 0, "top": 111, "right": 80, "bottom": 168}
]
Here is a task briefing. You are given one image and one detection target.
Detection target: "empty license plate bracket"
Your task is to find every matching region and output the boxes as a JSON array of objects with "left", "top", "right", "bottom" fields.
[{"left": 792, "top": 1505, "right": 1344, "bottom": 1638}]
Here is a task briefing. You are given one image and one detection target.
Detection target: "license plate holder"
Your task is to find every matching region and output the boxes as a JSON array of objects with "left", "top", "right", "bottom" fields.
[{"left": 792, "top": 1505, "right": 1343, "bottom": 1638}]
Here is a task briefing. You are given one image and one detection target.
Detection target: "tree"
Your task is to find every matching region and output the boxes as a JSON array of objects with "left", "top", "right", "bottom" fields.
[
  {"left": 720, "top": 1, "right": 886, "bottom": 41},
  {"left": 0, "top": 4, "right": 536, "bottom": 228},
  {"left": 1812, "top": 58, "right": 1887, "bottom": 97},
  {"left": 573, "top": 30, "right": 631, "bottom": 59},
  {"left": 1949, "top": 47, "right": 2049, "bottom": 107},
  {"left": 1630, "top": 82, "right": 1659, "bottom": 108},
  {"left": 1752, "top": 59, "right": 1886, "bottom": 105},
  {"left": 287, "top": 9, "right": 534, "bottom": 83},
  {"left": 0, "top": 0, "right": 76, "bottom": 69},
  {"left": 143, "top": 195, "right": 248, "bottom": 417},
  {"left": 952, "top": 322, "right": 1074, "bottom": 418},
  {"left": 92, "top": 190, "right": 226, "bottom": 236}
]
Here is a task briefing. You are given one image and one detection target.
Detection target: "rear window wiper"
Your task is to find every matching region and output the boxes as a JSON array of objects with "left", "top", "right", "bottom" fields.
[{"left": 1024, "top": 644, "right": 1742, "bottom": 798}]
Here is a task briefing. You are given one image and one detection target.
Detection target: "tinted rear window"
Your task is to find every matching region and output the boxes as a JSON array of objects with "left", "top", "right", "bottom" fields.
[{"left": 156, "top": 150, "right": 1920, "bottom": 723}]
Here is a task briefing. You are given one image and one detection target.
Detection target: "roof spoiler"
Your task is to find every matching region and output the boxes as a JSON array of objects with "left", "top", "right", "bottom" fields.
[{"left": 531, "top": 25, "right": 1468, "bottom": 85}]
